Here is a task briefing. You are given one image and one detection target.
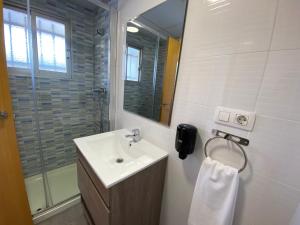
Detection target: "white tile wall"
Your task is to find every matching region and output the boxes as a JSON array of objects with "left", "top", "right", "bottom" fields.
[
  {"left": 271, "top": 0, "right": 300, "bottom": 50},
  {"left": 183, "top": 0, "right": 277, "bottom": 58},
  {"left": 248, "top": 116, "right": 300, "bottom": 189},
  {"left": 221, "top": 52, "right": 268, "bottom": 111},
  {"left": 115, "top": 0, "right": 300, "bottom": 224},
  {"left": 234, "top": 173, "right": 300, "bottom": 225},
  {"left": 256, "top": 49, "right": 300, "bottom": 121}
]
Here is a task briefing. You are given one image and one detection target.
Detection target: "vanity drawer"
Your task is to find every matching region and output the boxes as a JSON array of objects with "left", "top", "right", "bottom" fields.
[
  {"left": 78, "top": 161, "right": 110, "bottom": 225},
  {"left": 78, "top": 150, "right": 110, "bottom": 207}
]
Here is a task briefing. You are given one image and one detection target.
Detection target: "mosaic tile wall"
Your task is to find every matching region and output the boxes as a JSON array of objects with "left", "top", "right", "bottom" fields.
[
  {"left": 5, "top": 0, "right": 110, "bottom": 177},
  {"left": 124, "top": 28, "right": 167, "bottom": 121}
]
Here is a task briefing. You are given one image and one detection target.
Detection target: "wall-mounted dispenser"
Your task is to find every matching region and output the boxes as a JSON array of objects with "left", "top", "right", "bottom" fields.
[{"left": 175, "top": 124, "right": 197, "bottom": 160}]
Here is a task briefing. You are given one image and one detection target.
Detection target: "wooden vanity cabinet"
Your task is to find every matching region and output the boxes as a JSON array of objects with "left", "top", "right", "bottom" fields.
[{"left": 77, "top": 151, "right": 167, "bottom": 225}]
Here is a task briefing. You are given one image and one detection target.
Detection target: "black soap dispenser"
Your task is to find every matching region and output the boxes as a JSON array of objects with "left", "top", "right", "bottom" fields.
[{"left": 175, "top": 124, "right": 197, "bottom": 160}]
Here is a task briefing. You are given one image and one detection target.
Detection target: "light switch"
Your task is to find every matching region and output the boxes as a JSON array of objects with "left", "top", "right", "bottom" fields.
[{"left": 218, "top": 111, "right": 230, "bottom": 122}]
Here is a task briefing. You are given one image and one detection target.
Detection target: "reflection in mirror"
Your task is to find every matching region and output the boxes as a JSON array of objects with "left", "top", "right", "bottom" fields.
[{"left": 123, "top": 0, "right": 188, "bottom": 126}]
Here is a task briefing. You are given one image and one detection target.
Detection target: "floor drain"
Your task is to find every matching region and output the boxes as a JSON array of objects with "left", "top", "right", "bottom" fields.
[{"left": 116, "top": 158, "right": 124, "bottom": 163}]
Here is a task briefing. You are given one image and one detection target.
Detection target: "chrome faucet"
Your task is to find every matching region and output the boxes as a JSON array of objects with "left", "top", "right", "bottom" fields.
[{"left": 125, "top": 128, "right": 141, "bottom": 143}]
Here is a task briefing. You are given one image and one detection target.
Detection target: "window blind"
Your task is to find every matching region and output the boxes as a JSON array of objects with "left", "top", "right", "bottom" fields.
[
  {"left": 36, "top": 16, "right": 67, "bottom": 73},
  {"left": 3, "top": 8, "right": 30, "bottom": 68}
]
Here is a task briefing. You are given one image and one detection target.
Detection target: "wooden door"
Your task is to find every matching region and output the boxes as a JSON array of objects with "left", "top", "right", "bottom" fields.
[
  {"left": 0, "top": 0, "right": 33, "bottom": 224},
  {"left": 160, "top": 37, "right": 181, "bottom": 125}
]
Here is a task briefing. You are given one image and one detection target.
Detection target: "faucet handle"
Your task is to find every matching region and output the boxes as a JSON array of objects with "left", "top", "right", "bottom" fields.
[
  {"left": 125, "top": 129, "right": 141, "bottom": 143},
  {"left": 131, "top": 128, "right": 140, "bottom": 136}
]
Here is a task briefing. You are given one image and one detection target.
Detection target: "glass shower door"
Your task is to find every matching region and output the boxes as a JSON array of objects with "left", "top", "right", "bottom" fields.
[
  {"left": 28, "top": 0, "right": 112, "bottom": 210},
  {"left": 3, "top": 2, "right": 48, "bottom": 214},
  {"left": 32, "top": 9, "right": 81, "bottom": 206},
  {"left": 31, "top": 0, "right": 111, "bottom": 207},
  {"left": 3, "top": 0, "right": 112, "bottom": 215}
]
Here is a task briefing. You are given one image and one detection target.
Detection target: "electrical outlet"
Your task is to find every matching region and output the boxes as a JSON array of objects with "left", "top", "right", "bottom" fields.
[{"left": 214, "top": 107, "right": 256, "bottom": 131}]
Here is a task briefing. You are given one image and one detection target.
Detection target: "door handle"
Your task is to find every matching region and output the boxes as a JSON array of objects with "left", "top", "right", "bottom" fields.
[{"left": 0, "top": 111, "right": 8, "bottom": 120}]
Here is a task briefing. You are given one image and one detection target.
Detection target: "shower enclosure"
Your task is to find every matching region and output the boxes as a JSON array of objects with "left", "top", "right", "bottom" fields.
[{"left": 2, "top": 0, "right": 115, "bottom": 218}]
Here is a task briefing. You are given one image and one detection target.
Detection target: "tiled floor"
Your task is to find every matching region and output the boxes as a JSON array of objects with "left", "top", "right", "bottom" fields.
[{"left": 37, "top": 203, "right": 89, "bottom": 225}]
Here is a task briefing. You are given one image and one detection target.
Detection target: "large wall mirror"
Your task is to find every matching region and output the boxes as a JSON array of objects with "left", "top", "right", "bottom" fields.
[{"left": 123, "top": 0, "right": 188, "bottom": 126}]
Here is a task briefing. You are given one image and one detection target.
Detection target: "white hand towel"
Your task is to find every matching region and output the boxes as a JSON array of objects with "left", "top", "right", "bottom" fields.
[{"left": 188, "top": 157, "right": 239, "bottom": 225}]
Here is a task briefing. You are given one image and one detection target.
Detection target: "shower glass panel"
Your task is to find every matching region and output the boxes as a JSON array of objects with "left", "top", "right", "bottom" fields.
[
  {"left": 3, "top": 1, "right": 47, "bottom": 213},
  {"left": 3, "top": 0, "right": 112, "bottom": 215}
]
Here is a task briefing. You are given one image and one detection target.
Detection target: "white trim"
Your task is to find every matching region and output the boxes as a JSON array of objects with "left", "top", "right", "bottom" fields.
[{"left": 32, "top": 195, "right": 81, "bottom": 224}]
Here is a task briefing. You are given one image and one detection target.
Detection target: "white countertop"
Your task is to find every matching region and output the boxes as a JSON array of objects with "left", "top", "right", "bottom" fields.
[{"left": 73, "top": 129, "right": 168, "bottom": 188}]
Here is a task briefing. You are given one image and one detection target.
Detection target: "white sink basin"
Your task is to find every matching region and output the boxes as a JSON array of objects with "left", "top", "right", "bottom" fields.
[{"left": 73, "top": 129, "right": 168, "bottom": 188}]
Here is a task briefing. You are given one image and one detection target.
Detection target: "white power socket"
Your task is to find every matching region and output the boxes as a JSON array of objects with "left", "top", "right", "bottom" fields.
[{"left": 214, "top": 106, "right": 256, "bottom": 131}]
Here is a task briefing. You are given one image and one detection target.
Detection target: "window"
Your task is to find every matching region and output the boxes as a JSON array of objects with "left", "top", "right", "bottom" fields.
[
  {"left": 3, "top": 8, "right": 30, "bottom": 68},
  {"left": 3, "top": 7, "right": 69, "bottom": 75},
  {"left": 36, "top": 16, "right": 67, "bottom": 73},
  {"left": 126, "top": 46, "right": 141, "bottom": 81}
]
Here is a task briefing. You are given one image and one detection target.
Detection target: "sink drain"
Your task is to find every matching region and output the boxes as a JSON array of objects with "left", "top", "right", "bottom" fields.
[{"left": 116, "top": 158, "right": 124, "bottom": 163}]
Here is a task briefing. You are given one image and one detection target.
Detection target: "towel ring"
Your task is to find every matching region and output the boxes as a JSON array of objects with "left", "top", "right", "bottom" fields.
[{"left": 204, "top": 135, "right": 248, "bottom": 173}]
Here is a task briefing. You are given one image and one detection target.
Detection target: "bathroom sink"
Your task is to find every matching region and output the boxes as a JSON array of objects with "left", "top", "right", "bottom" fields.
[{"left": 73, "top": 129, "right": 168, "bottom": 188}]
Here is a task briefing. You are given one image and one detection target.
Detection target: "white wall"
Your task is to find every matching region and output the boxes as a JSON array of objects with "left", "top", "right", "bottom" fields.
[{"left": 115, "top": 0, "right": 300, "bottom": 224}]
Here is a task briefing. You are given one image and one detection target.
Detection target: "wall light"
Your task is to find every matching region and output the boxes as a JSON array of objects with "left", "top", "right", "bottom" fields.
[{"left": 127, "top": 26, "right": 139, "bottom": 33}]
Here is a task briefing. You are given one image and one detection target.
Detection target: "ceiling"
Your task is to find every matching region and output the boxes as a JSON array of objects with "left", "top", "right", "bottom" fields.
[{"left": 137, "top": 0, "right": 187, "bottom": 38}]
